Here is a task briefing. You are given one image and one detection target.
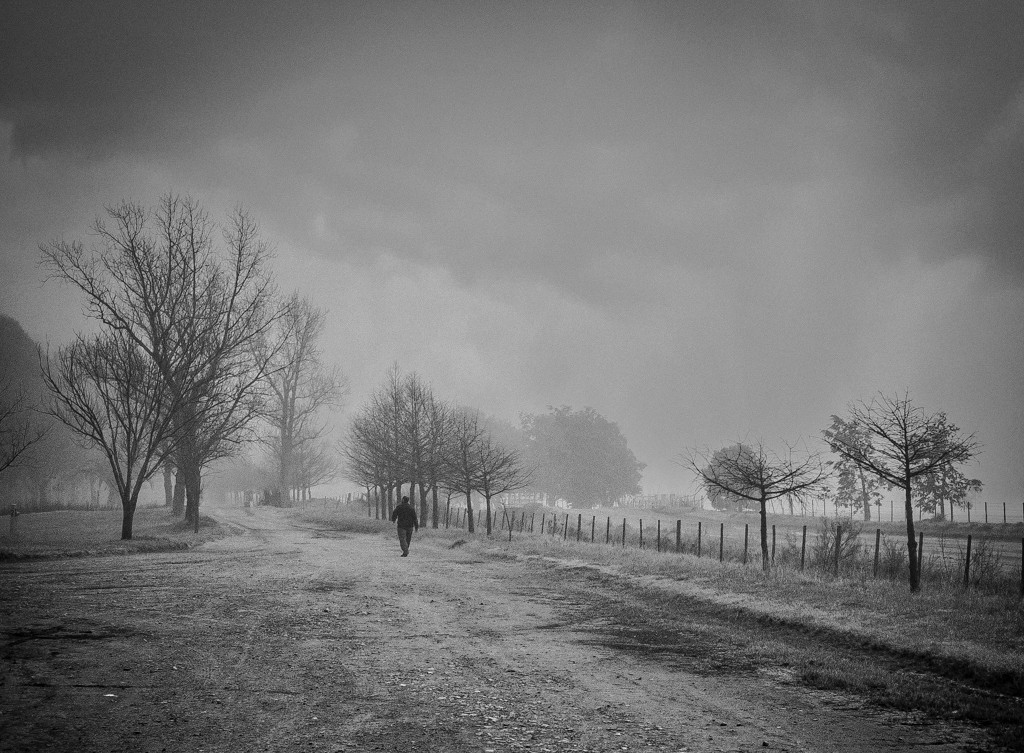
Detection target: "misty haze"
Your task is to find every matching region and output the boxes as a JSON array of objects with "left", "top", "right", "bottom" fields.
[{"left": 2, "top": 3, "right": 1022, "bottom": 753}]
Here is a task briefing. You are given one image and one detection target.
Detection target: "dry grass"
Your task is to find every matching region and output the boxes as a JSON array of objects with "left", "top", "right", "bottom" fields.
[{"left": 0, "top": 506, "right": 221, "bottom": 559}]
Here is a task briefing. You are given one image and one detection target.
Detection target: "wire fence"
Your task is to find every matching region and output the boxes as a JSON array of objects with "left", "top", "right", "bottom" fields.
[{"left": 439, "top": 507, "right": 1024, "bottom": 596}]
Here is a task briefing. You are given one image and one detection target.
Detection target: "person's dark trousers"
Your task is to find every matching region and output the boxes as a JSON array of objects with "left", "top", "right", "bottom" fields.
[{"left": 398, "top": 527, "right": 414, "bottom": 556}]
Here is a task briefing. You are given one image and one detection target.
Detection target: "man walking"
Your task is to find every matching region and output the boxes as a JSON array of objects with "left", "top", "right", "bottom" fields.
[{"left": 390, "top": 495, "right": 419, "bottom": 557}]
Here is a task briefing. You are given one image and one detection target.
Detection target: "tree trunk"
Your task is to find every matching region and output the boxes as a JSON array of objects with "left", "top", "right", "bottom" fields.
[
  {"left": 465, "top": 490, "right": 475, "bottom": 533},
  {"left": 172, "top": 469, "right": 186, "bottom": 516},
  {"left": 859, "top": 470, "right": 871, "bottom": 521},
  {"left": 759, "top": 496, "right": 770, "bottom": 572},
  {"left": 120, "top": 492, "right": 138, "bottom": 540},
  {"left": 183, "top": 463, "right": 202, "bottom": 528},
  {"left": 431, "top": 484, "right": 439, "bottom": 529},
  {"left": 163, "top": 464, "right": 173, "bottom": 507},
  {"left": 419, "top": 480, "right": 429, "bottom": 525},
  {"left": 904, "top": 480, "right": 920, "bottom": 591}
]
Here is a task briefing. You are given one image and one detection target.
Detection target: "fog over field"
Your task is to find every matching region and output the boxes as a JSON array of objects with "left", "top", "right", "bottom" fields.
[{"left": 1, "top": 1, "right": 1022, "bottom": 500}]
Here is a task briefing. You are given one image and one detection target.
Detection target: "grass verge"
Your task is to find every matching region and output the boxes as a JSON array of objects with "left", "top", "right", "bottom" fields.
[{"left": 0, "top": 507, "right": 223, "bottom": 560}]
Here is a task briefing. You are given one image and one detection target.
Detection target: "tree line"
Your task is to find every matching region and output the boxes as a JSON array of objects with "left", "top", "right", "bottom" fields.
[
  {"left": 342, "top": 366, "right": 530, "bottom": 536},
  {"left": 342, "top": 372, "right": 646, "bottom": 536}
]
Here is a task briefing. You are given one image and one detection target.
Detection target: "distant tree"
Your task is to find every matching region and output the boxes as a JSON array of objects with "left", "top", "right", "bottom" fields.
[
  {"left": 702, "top": 444, "right": 756, "bottom": 512},
  {"left": 262, "top": 294, "right": 346, "bottom": 503},
  {"left": 912, "top": 458, "right": 982, "bottom": 521},
  {"left": 825, "top": 392, "right": 979, "bottom": 591},
  {"left": 42, "top": 331, "right": 181, "bottom": 538},
  {"left": 684, "top": 441, "right": 828, "bottom": 572},
  {"left": 471, "top": 430, "right": 532, "bottom": 536},
  {"left": 292, "top": 439, "right": 338, "bottom": 501},
  {"left": 522, "top": 406, "right": 644, "bottom": 507},
  {"left": 0, "top": 380, "right": 47, "bottom": 477},
  {"left": 822, "top": 416, "right": 888, "bottom": 521},
  {"left": 0, "top": 316, "right": 49, "bottom": 484},
  {"left": 444, "top": 407, "right": 486, "bottom": 534}
]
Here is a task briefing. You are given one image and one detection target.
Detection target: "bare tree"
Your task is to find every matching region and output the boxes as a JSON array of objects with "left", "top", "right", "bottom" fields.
[
  {"left": 42, "top": 332, "right": 180, "bottom": 538},
  {"left": 0, "top": 380, "right": 47, "bottom": 477},
  {"left": 473, "top": 431, "right": 532, "bottom": 535},
  {"left": 41, "top": 195, "right": 287, "bottom": 527},
  {"left": 262, "top": 294, "right": 346, "bottom": 503},
  {"left": 683, "top": 441, "right": 828, "bottom": 572},
  {"left": 444, "top": 407, "right": 486, "bottom": 534},
  {"left": 825, "top": 392, "right": 979, "bottom": 591}
]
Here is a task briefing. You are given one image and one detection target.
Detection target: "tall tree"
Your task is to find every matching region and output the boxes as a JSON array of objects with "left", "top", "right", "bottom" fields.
[
  {"left": 823, "top": 416, "right": 888, "bottom": 521},
  {"left": 41, "top": 195, "right": 287, "bottom": 527},
  {"left": 522, "top": 406, "right": 644, "bottom": 507},
  {"left": 824, "top": 392, "right": 979, "bottom": 591},
  {"left": 684, "top": 441, "right": 828, "bottom": 572},
  {"left": 262, "top": 294, "right": 345, "bottom": 503}
]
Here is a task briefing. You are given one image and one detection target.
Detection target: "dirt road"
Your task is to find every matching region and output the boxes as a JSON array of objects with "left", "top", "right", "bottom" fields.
[{"left": 0, "top": 506, "right": 995, "bottom": 752}]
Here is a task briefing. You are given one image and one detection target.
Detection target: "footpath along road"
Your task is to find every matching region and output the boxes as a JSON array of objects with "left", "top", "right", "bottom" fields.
[{"left": 0, "top": 505, "right": 993, "bottom": 752}]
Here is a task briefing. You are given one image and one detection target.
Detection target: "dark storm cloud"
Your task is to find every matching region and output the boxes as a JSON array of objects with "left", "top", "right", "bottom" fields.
[
  {"left": 0, "top": 0, "right": 353, "bottom": 157},
  {"left": 4, "top": 1, "right": 1022, "bottom": 280}
]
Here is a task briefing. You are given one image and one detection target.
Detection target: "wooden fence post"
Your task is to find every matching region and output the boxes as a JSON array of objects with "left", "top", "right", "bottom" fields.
[
  {"left": 531, "top": 512, "right": 536, "bottom": 533},
  {"left": 873, "top": 528, "right": 881, "bottom": 578},
  {"left": 1003, "top": 502, "right": 1007, "bottom": 524},
  {"left": 963, "top": 534, "right": 972, "bottom": 588},
  {"left": 640, "top": 519, "right": 644, "bottom": 549},
  {"left": 676, "top": 519, "right": 681, "bottom": 553},
  {"left": 591, "top": 515, "right": 596, "bottom": 542},
  {"left": 834, "top": 523, "right": 842, "bottom": 577},
  {"left": 985, "top": 501, "right": 988, "bottom": 524},
  {"left": 576, "top": 513, "right": 582, "bottom": 542},
  {"left": 606, "top": 517, "right": 611, "bottom": 544},
  {"left": 743, "top": 523, "right": 749, "bottom": 565},
  {"left": 697, "top": 521, "right": 702, "bottom": 558},
  {"left": 540, "top": 512, "right": 545, "bottom": 535},
  {"left": 800, "top": 525, "right": 807, "bottom": 571},
  {"left": 563, "top": 514, "right": 568, "bottom": 540},
  {"left": 719, "top": 523, "right": 724, "bottom": 563},
  {"left": 771, "top": 524, "right": 776, "bottom": 563},
  {"left": 622, "top": 518, "right": 626, "bottom": 548}
]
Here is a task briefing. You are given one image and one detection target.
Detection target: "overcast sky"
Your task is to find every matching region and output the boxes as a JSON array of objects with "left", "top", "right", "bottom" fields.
[{"left": 2, "top": 1, "right": 1022, "bottom": 502}]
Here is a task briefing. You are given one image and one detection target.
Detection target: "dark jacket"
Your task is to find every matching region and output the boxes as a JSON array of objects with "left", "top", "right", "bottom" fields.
[{"left": 390, "top": 502, "right": 418, "bottom": 530}]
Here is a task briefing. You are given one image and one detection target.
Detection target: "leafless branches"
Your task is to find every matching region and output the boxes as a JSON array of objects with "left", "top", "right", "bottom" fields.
[
  {"left": 824, "top": 391, "right": 979, "bottom": 591},
  {"left": 40, "top": 195, "right": 288, "bottom": 530},
  {"left": 683, "top": 440, "right": 828, "bottom": 572},
  {"left": 0, "top": 379, "right": 47, "bottom": 476}
]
